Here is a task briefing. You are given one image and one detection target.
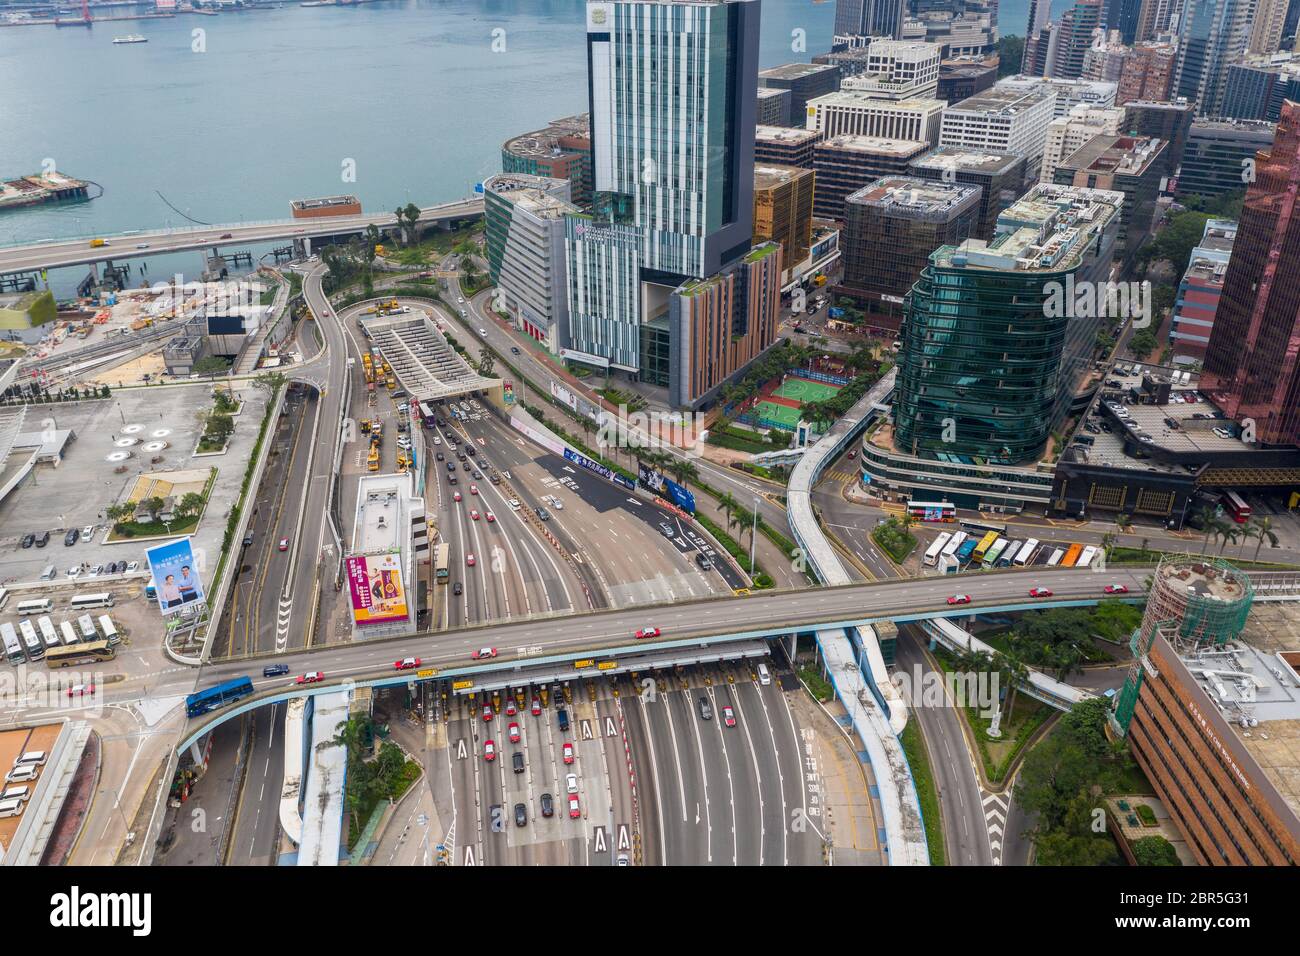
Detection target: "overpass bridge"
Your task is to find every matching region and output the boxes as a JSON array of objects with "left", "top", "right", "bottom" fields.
[{"left": 0, "top": 197, "right": 485, "bottom": 276}]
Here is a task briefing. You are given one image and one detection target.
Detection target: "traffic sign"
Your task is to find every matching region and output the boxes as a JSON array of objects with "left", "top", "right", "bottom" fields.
[{"left": 452, "top": 679, "right": 474, "bottom": 690}]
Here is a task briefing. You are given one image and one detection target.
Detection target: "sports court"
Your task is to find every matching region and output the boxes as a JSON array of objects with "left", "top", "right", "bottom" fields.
[{"left": 771, "top": 377, "right": 840, "bottom": 404}]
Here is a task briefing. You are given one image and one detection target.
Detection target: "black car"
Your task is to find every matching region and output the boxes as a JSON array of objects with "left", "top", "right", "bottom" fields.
[
  {"left": 511, "top": 346, "right": 521, "bottom": 355},
  {"left": 457, "top": 453, "right": 466, "bottom": 462},
  {"left": 453, "top": 582, "right": 463, "bottom": 596},
  {"left": 514, "top": 803, "right": 527, "bottom": 828},
  {"left": 695, "top": 553, "right": 713, "bottom": 570},
  {"left": 448, "top": 475, "right": 458, "bottom": 485},
  {"left": 446, "top": 461, "right": 456, "bottom": 472},
  {"left": 243, "top": 532, "right": 254, "bottom": 547},
  {"left": 21, "top": 533, "right": 35, "bottom": 549},
  {"left": 462, "top": 462, "right": 471, "bottom": 471},
  {"left": 466, "top": 447, "right": 477, "bottom": 457},
  {"left": 436, "top": 452, "right": 445, "bottom": 461},
  {"left": 35, "top": 531, "right": 49, "bottom": 548},
  {"left": 512, "top": 751, "right": 525, "bottom": 774},
  {"left": 540, "top": 792, "right": 554, "bottom": 817},
  {"left": 698, "top": 696, "right": 713, "bottom": 720},
  {"left": 263, "top": 663, "right": 290, "bottom": 677},
  {"left": 472, "top": 471, "right": 483, "bottom": 480},
  {"left": 64, "top": 529, "right": 79, "bottom": 547},
  {"left": 490, "top": 474, "right": 501, "bottom": 485},
  {"left": 536, "top": 507, "right": 550, "bottom": 521}
]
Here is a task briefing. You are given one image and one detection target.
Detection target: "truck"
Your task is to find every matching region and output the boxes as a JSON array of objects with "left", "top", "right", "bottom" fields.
[
  {"left": 367, "top": 447, "right": 380, "bottom": 472},
  {"left": 359, "top": 418, "right": 371, "bottom": 434},
  {"left": 385, "top": 373, "right": 397, "bottom": 390}
]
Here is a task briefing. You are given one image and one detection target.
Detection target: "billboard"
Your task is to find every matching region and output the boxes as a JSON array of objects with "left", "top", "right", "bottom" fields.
[
  {"left": 637, "top": 464, "right": 696, "bottom": 514},
  {"left": 345, "top": 553, "right": 410, "bottom": 627},
  {"left": 144, "top": 537, "right": 207, "bottom": 614},
  {"left": 566, "top": 447, "right": 635, "bottom": 490}
]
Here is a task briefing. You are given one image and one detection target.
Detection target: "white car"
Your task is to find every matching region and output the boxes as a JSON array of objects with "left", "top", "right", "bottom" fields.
[
  {"left": 433, "top": 436, "right": 441, "bottom": 445},
  {"left": 88, "top": 564, "right": 103, "bottom": 577},
  {"left": 458, "top": 297, "right": 465, "bottom": 304},
  {"left": 508, "top": 498, "right": 520, "bottom": 511},
  {"left": 66, "top": 567, "right": 81, "bottom": 579},
  {"left": 396, "top": 437, "right": 411, "bottom": 449},
  {"left": 565, "top": 773, "right": 579, "bottom": 794},
  {"left": 126, "top": 561, "right": 139, "bottom": 573},
  {"left": 478, "top": 328, "right": 487, "bottom": 337},
  {"left": 80, "top": 525, "right": 95, "bottom": 542}
]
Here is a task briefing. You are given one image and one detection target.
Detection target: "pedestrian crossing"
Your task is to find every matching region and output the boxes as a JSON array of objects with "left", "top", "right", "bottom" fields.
[{"left": 823, "top": 468, "right": 858, "bottom": 485}]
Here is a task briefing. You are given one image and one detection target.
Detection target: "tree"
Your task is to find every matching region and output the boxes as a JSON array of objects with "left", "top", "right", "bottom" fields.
[
  {"left": 1128, "top": 328, "right": 1158, "bottom": 359},
  {"left": 1115, "top": 512, "right": 1133, "bottom": 535},
  {"left": 193, "top": 356, "right": 230, "bottom": 379},
  {"left": 206, "top": 412, "right": 234, "bottom": 445},
  {"left": 142, "top": 496, "right": 165, "bottom": 521},
  {"left": 717, "top": 491, "right": 739, "bottom": 528},
  {"left": 1253, "top": 515, "right": 1278, "bottom": 561},
  {"left": 478, "top": 347, "right": 495, "bottom": 378},
  {"left": 176, "top": 491, "right": 206, "bottom": 520},
  {"left": 105, "top": 502, "right": 132, "bottom": 524},
  {"left": 1132, "top": 835, "right": 1181, "bottom": 866},
  {"left": 1196, "top": 504, "right": 1218, "bottom": 554},
  {"left": 996, "top": 34, "right": 1025, "bottom": 78},
  {"left": 253, "top": 371, "right": 288, "bottom": 395}
]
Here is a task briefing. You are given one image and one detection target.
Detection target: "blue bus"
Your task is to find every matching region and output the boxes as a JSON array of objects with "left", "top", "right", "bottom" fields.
[
  {"left": 186, "top": 676, "right": 255, "bottom": 718},
  {"left": 955, "top": 539, "right": 978, "bottom": 564}
]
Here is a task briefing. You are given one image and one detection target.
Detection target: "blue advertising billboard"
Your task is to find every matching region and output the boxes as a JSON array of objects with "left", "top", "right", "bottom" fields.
[
  {"left": 144, "top": 537, "right": 207, "bottom": 614},
  {"left": 564, "top": 447, "right": 635, "bottom": 490},
  {"left": 637, "top": 464, "right": 696, "bottom": 514}
]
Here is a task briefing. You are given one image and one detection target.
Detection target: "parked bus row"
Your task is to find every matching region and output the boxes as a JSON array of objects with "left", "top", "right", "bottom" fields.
[
  {"left": 924, "top": 523, "right": 1105, "bottom": 574},
  {"left": 1, "top": 613, "right": 119, "bottom": 667}
]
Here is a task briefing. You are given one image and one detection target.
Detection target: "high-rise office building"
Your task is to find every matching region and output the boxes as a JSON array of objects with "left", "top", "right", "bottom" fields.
[
  {"left": 937, "top": 58, "right": 997, "bottom": 102},
  {"left": 757, "top": 87, "right": 793, "bottom": 126},
  {"left": 997, "top": 75, "right": 1117, "bottom": 117},
  {"left": 1049, "top": 0, "right": 1104, "bottom": 79},
  {"left": 759, "top": 63, "right": 842, "bottom": 126},
  {"left": 754, "top": 125, "right": 824, "bottom": 167},
  {"left": 1103, "top": 0, "right": 1144, "bottom": 43},
  {"left": 806, "top": 89, "right": 946, "bottom": 143},
  {"left": 812, "top": 135, "right": 931, "bottom": 219},
  {"left": 1022, "top": 0, "right": 1054, "bottom": 74},
  {"left": 1223, "top": 55, "right": 1300, "bottom": 123},
  {"left": 939, "top": 85, "right": 1059, "bottom": 175},
  {"left": 905, "top": 0, "right": 998, "bottom": 58},
  {"left": 1082, "top": 30, "right": 1128, "bottom": 83},
  {"left": 894, "top": 183, "right": 1122, "bottom": 464},
  {"left": 1053, "top": 134, "right": 1168, "bottom": 266},
  {"left": 502, "top": 115, "right": 593, "bottom": 209},
  {"left": 753, "top": 164, "right": 816, "bottom": 277},
  {"left": 1123, "top": 99, "right": 1193, "bottom": 175},
  {"left": 1201, "top": 102, "right": 1300, "bottom": 446},
  {"left": 1040, "top": 104, "right": 1127, "bottom": 183},
  {"left": 838, "top": 39, "right": 943, "bottom": 99},
  {"left": 1176, "top": 119, "right": 1276, "bottom": 200},
  {"left": 483, "top": 174, "right": 577, "bottom": 354},
  {"left": 1173, "top": 0, "right": 1256, "bottom": 118},
  {"left": 565, "top": 0, "right": 781, "bottom": 410},
  {"left": 1134, "top": 0, "right": 1181, "bottom": 41},
  {"left": 835, "top": 0, "right": 906, "bottom": 39},
  {"left": 1169, "top": 219, "right": 1236, "bottom": 363},
  {"left": 841, "top": 176, "right": 981, "bottom": 334},
  {"left": 909, "top": 145, "right": 1027, "bottom": 238},
  {"left": 1249, "top": 0, "right": 1289, "bottom": 56}
]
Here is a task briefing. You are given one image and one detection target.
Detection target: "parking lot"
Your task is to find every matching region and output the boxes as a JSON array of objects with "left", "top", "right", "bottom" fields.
[{"left": 0, "top": 383, "right": 268, "bottom": 588}]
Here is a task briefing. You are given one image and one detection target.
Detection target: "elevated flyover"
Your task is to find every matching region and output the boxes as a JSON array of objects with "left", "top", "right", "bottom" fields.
[{"left": 0, "top": 198, "right": 484, "bottom": 276}]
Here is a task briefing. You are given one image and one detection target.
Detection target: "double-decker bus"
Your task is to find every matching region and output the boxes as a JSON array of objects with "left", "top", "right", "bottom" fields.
[
  {"left": 1221, "top": 490, "right": 1251, "bottom": 524},
  {"left": 972, "top": 532, "right": 1000, "bottom": 564},
  {"left": 1077, "top": 545, "right": 1099, "bottom": 569},
  {"left": 1, "top": 623, "right": 25, "bottom": 666},
  {"left": 186, "top": 676, "right": 255, "bottom": 719},
  {"left": 924, "top": 532, "right": 953, "bottom": 567},
  {"left": 46, "top": 640, "right": 115, "bottom": 669},
  {"left": 435, "top": 543, "right": 450, "bottom": 584},
  {"left": 1014, "top": 538, "right": 1040, "bottom": 566},
  {"left": 906, "top": 500, "right": 956, "bottom": 523},
  {"left": 982, "top": 538, "right": 1009, "bottom": 569},
  {"left": 1060, "top": 543, "right": 1084, "bottom": 567}
]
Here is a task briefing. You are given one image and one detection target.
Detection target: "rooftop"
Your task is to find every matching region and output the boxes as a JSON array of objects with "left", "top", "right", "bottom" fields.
[
  {"left": 1059, "top": 134, "right": 1167, "bottom": 178},
  {"left": 754, "top": 164, "right": 813, "bottom": 190},
  {"left": 817, "top": 134, "right": 930, "bottom": 158},
  {"left": 289, "top": 195, "right": 359, "bottom": 211},
  {"left": 944, "top": 84, "right": 1056, "bottom": 115},
  {"left": 483, "top": 173, "right": 574, "bottom": 217},
  {"left": 352, "top": 473, "right": 412, "bottom": 554},
  {"left": 910, "top": 144, "right": 1023, "bottom": 175},
  {"left": 760, "top": 62, "right": 839, "bottom": 81},
  {"left": 503, "top": 114, "right": 590, "bottom": 158},
  {"left": 808, "top": 90, "right": 945, "bottom": 112},
  {"left": 845, "top": 177, "right": 981, "bottom": 217},
  {"left": 755, "top": 124, "right": 823, "bottom": 144},
  {"left": 931, "top": 182, "right": 1122, "bottom": 273}
]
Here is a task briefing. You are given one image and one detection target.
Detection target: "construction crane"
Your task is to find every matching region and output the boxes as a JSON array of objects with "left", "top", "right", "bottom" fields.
[{"left": 55, "top": 0, "right": 92, "bottom": 26}]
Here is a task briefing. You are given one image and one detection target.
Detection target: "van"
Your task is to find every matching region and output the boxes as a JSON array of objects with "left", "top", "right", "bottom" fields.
[
  {"left": 15, "top": 751, "right": 48, "bottom": 767},
  {"left": 4, "top": 765, "right": 38, "bottom": 784},
  {"left": 40, "top": 564, "right": 57, "bottom": 581},
  {"left": 757, "top": 663, "right": 771, "bottom": 686},
  {"left": 263, "top": 663, "right": 290, "bottom": 678},
  {"left": 557, "top": 708, "right": 569, "bottom": 732},
  {"left": 0, "top": 798, "right": 23, "bottom": 819},
  {"left": 1, "top": 784, "right": 30, "bottom": 803}
]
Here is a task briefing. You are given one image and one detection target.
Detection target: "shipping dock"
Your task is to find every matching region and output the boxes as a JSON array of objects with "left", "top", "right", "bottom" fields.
[{"left": 0, "top": 172, "right": 100, "bottom": 212}]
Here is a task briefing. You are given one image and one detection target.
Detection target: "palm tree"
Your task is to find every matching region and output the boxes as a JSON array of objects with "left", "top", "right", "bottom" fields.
[
  {"left": 1196, "top": 504, "right": 1218, "bottom": 554},
  {"left": 1116, "top": 512, "right": 1133, "bottom": 535},
  {"left": 1100, "top": 531, "right": 1116, "bottom": 561},
  {"left": 1215, "top": 520, "right": 1239, "bottom": 556},
  {"left": 1253, "top": 515, "right": 1279, "bottom": 561},
  {"left": 717, "top": 491, "right": 739, "bottom": 528},
  {"left": 1238, "top": 518, "right": 1258, "bottom": 559}
]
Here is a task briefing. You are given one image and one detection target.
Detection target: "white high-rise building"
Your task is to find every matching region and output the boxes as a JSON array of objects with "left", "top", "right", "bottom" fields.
[
  {"left": 839, "top": 38, "right": 942, "bottom": 100},
  {"left": 1039, "top": 104, "right": 1128, "bottom": 183},
  {"left": 805, "top": 89, "right": 946, "bottom": 143}
]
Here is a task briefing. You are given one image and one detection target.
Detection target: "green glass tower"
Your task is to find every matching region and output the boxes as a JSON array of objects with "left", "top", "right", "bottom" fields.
[{"left": 895, "top": 183, "right": 1122, "bottom": 465}]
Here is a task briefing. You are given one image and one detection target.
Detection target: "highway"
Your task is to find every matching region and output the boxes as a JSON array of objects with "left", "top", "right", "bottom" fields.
[{"left": 0, "top": 199, "right": 484, "bottom": 276}]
